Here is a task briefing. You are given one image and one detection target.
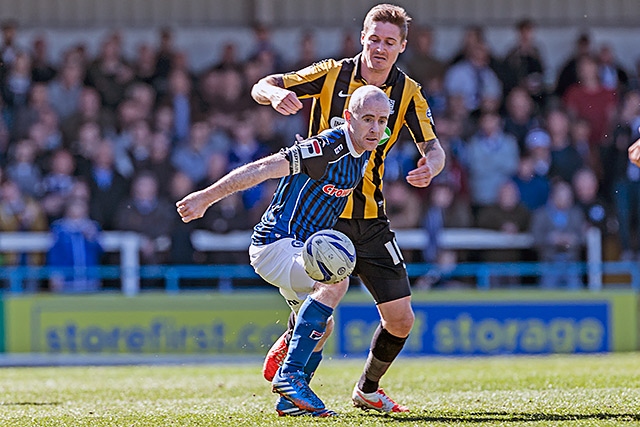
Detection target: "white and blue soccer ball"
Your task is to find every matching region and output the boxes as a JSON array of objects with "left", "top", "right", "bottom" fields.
[{"left": 302, "top": 230, "right": 356, "bottom": 284}]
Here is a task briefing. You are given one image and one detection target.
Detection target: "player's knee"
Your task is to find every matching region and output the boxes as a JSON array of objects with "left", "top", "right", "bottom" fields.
[
  {"left": 312, "top": 280, "right": 349, "bottom": 307},
  {"left": 384, "top": 310, "right": 414, "bottom": 337}
]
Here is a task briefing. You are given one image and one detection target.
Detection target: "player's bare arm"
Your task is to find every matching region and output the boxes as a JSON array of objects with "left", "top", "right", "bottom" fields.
[
  {"left": 176, "top": 153, "right": 289, "bottom": 223},
  {"left": 251, "top": 74, "right": 304, "bottom": 115},
  {"left": 629, "top": 137, "right": 640, "bottom": 167},
  {"left": 406, "top": 138, "right": 446, "bottom": 188}
]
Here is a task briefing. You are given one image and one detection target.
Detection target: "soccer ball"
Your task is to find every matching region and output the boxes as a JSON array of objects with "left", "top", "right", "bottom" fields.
[{"left": 302, "top": 230, "right": 356, "bottom": 284}]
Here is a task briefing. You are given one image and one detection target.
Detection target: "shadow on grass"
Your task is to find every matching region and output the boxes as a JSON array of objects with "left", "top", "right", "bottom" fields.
[
  {"left": 353, "top": 411, "right": 640, "bottom": 423},
  {"left": 0, "top": 402, "right": 61, "bottom": 406}
]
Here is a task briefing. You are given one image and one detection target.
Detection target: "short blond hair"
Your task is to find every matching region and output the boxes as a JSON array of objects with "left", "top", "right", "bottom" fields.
[{"left": 363, "top": 3, "right": 411, "bottom": 41}]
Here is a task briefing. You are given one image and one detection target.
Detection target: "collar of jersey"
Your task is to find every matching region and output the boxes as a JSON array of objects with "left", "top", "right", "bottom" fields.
[
  {"left": 353, "top": 53, "right": 400, "bottom": 89},
  {"left": 342, "top": 124, "right": 364, "bottom": 158}
]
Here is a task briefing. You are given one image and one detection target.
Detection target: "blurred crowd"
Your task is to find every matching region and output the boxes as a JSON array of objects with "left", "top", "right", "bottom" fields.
[{"left": 0, "top": 18, "right": 638, "bottom": 291}]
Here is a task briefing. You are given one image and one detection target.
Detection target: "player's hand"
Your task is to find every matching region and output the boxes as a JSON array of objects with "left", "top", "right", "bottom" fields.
[
  {"left": 406, "top": 156, "right": 435, "bottom": 188},
  {"left": 629, "top": 136, "right": 640, "bottom": 167},
  {"left": 176, "top": 191, "right": 210, "bottom": 223},
  {"left": 271, "top": 90, "right": 303, "bottom": 115}
]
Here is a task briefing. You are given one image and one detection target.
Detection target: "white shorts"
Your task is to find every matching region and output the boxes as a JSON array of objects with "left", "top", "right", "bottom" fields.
[{"left": 249, "top": 238, "right": 315, "bottom": 313}]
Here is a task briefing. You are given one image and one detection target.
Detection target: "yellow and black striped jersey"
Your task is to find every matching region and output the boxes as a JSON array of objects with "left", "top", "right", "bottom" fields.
[{"left": 281, "top": 53, "right": 437, "bottom": 220}]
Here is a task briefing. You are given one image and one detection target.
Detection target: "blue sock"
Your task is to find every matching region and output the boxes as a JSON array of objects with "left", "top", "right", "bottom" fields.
[
  {"left": 305, "top": 351, "right": 323, "bottom": 381},
  {"left": 281, "top": 297, "right": 333, "bottom": 374}
]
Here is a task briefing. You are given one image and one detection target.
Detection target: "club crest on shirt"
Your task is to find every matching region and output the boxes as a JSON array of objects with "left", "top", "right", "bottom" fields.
[
  {"left": 300, "top": 138, "right": 323, "bottom": 158},
  {"left": 388, "top": 98, "right": 395, "bottom": 115}
]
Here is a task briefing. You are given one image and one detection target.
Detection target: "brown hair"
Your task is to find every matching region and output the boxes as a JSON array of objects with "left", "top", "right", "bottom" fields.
[{"left": 363, "top": 4, "right": 411, "bottom": 41}]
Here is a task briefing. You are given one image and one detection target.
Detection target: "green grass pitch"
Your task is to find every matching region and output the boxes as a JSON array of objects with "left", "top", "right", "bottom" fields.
[{"left": 1, "top": 353, "right": 639, "bottom": 426}]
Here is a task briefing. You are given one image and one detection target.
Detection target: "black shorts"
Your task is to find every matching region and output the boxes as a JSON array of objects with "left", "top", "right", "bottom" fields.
[{"left": 333, "top": 217, "right": 411, "bottom": 304}]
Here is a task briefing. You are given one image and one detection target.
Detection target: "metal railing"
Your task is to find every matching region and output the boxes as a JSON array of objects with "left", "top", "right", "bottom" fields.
[
  {"left": 0, "top": 227, "right": 611, "bottom": 294},
  {"left": 1, "top": 261, "right": 639, "bottom": 294}
]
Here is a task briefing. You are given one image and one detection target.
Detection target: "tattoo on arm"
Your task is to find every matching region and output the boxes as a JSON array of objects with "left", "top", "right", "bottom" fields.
[{"left": 418, "top": 139, "right": 437, "bottom": 157}]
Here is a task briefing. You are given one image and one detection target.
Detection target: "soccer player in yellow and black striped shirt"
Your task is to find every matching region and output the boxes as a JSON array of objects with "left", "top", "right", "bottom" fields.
[{"left": 253, "top": 3, "right": 445, "bottom": 415}]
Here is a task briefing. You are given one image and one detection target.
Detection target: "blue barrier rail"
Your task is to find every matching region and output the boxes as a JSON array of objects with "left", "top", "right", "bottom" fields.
[{"left": 1, "top": 261, "right": 639, "bottom": 293}]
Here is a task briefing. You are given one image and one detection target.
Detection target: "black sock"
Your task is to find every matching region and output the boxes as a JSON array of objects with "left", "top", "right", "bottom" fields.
[{"left": 358, "top": 324, "right": 407, "bottom": 393}]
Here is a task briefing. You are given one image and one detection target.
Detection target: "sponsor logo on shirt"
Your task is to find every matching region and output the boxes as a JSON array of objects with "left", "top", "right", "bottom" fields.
[{"left": 322, "top": 184, "right": 354, "bottom": 197}]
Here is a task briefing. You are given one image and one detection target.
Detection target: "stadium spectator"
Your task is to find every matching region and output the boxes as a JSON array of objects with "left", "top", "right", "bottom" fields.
[
  {"left": 502, "top": 19, "right": 546, "bottom": 107},
  {"left": 0, "top": 177, "right": 49, "bottom": 282},
  {"left": 153, "top": 27, "right": 177, "bottom": 96},
  {"left": 248, "top": 23, "right": 285, "bottom": 74},
  {"left": 476, "top": 180, "right": 531, "bottom": 286},
  {"left": 145, "top": 131, "right": 178, "bottom": 198},
  {"left": 161, "top": 68, "right": 196, "bottom": 143},
  {"left": 572, "top": 168, "right": 616, "bottom": 259},
  {"left": 152, "top": 103, "right": 177, "bottom": 144},
  {"left": 0, "top": 19, "right": 21, "bottom": 71},
  {"left": 465, "top": 111, "right": 519, "bottom": 213},
  {"left": 547, "top": 108, "right": 584, "bottom": 183},
  {"left": 85, "top": 33, "right": 134, "bottom": 111},
  {"left": 251, "top": 107, "right": 291, "bottom": 153},
  {"left": 47, "top": 197, "right": 103, "bottom": 293},
  {"left": 384, "top": 180, "right": 422, "bottom": 230},
  {"left": 167, "top": 171, "right": 198, "bottom": 266},
  {"left": 70, "top": 120, "right": 102, "bottom": 177},
  {"left": 81, "top": 139, "right": 130, "bottom": 230},
  {"left": 114, "top": 171, "right": 175, "bottom": 265},
  {"left": 524, "top": 128, "right": 552, "bottom": 177},
  {"left": 225, "top": 113, "right": 271, "bottom": 213},
  {"left": 531, "top": 180, "right": 585, "bottom": 289},
  {"left": 211, "top": 41, "right": 242, "bottom": 72},
  {"left": 503, "top": 86, "right": 541, "bottom": 152},
  {"left": 30, "top": 35, "right": 57, "bottom": 84},
  {"left": 444, "top": 40, "right": 503, "bottom": 114},
  {"left": 335, "top": 30, "right": 359, "bottom": 59},
  {"left": 596, "top": 43, "right": 629, "bottom": 93},
  {"left": 2, "top": 51, "right": 33, "bottom": 113},
  {"left": 11, "top": 82, "right": 51, "bottom": 141},
  {"left": 562, "top": 54, "right": 617, "bottom": 171},
  {"left": 171, "top": 120, "right": 218, "bottom": 185},
  {"left": 5, "top": 138, "right": 43, "bottom": 198},
  {"left": 119, "top": 118, "right": 154, "bottom": 175},
  {"left": 449, "top": 25, "right": 501, "bottom": 73},
  {"left": 126, "top": 82, "right": 156, "bottom": 122},
  {"left": 554, "top": 32, "right": 592, "bottom": 98},
  {"left": 47, "top": 58, "right": 85, "bottom": 120},
  {"left": 290, "top": 31, "right": 320, "bottom": 71},
  {"left": 422, "top": 178, "right": 472, "bottom": 264},
  {"left": 132, "top": 43, "right": 158, "bottom": 87},
  {"left": 511, "top": 153, "right": 550, "bottom": 211},
  {"left": 39, "top": 148, "right": 77, "bottom": 223},
  {"left": 60, "top": 86, "right": 117, "bottom": 144},
  {"left": 28, "top": 108, "right": 63, "bottom": 163},
  {"left": 419, "top": 179, "right": 471, "bottom": 289},
  {"left": 402, "top": 25, "right": 447, "bottom": 89}
]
